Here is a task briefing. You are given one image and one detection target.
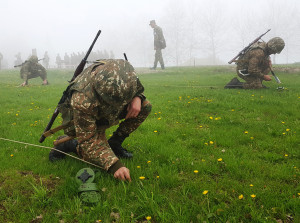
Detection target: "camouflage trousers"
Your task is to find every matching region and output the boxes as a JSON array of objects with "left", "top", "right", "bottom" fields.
[
  {"left": 71, "top": 92, "right": 152, "bottom": 171},
  {"left": 237, "top": 72, "right": 264, "bottom": 89},
  {"left": 154, "top": 49, "right": 164, "bottom": 68}
]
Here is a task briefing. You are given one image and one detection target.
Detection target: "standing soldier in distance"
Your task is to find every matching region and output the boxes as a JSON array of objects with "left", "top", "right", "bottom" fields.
[
  {"left": 225, "top": 37, "right": 285, "bottom": 89},
  {"left": 149, "top": 20, "right": 166, "bottom": 70},
  {"left": 43, "top": 51, "right": 50, "bottom": 69},
  {"left": 0, "top": 52, "right": 3, "bottom": 70}
]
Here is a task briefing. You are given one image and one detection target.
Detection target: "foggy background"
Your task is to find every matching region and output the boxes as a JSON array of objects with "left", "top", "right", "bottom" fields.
[{"left": 1, "top": 0, "right": 299, "bottom": 69}]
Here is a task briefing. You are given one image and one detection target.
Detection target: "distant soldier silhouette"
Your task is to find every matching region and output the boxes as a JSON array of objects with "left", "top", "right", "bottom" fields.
[{"left": 43, "top": 51, "right": 50, "bottom": 69}]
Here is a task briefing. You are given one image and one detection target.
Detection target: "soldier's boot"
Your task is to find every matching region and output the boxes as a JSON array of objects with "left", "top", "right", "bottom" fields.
[
  {"left": 150, "top": 67, "right": 156, "bottom": 70},
  {"left": 49, "top": 135, "right": 78, "bottom": 162},
  {"left": 108, "top": 132, "right": 133, "bottom": 159},
  {"left": 161, "top": 64, "right": 165, "bottom": 70},
  {"left": 224, "top": 77, "right": 244, "bottom": 89}
]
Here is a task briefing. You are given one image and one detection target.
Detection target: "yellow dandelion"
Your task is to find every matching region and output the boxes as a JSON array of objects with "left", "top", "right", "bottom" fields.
[
  {"left": 286, "top": 129, "right": 290, "bottom": 132},
  {"left": 199, "top": 125, "right": 203, "bottom": 128},
  {"left": 153, "top": 130, "right": 158, "bottom": 133},
  {"left": 96, "top": 220, "right": 102, "bottom": 222},
  {"left": 156, "top": 176, "right": 160, "bottom": 179},
  {"left": 251, "top": 194, "right": 256, "bottom": 198},
  {"left": 188, "top": 102, "right": 191, "bottom": 104},
  {"left": 139, "top": 176, "right": 145, "bottom": 180},
  {"left": 260, "top": 96, "right": 263, "bottom": 98},
  {"left": 10, "top": 154, "right": 14, "bottom": 157},
  {"left": 285, "top": 154, "right": 288, "bottom": 157},
  {"left": 201, "top": 159, "right": 205, "bottom": 162},
  {"left": 209, "top": 116, "right": 213, "bottom": 120},
  {"left": 298, "top": 193, "right": 300, "bottom": 196},
  {"left": 157, "top": 118, "right": 161, "bottom": 120},
  {"left": 203, "top": 190, "right": 208, "bottom": 195},
  {"left": 231, "top": 109, "right": 235, "bottom": 111},
  {"left": 204, "top": 142, "right": 208, "bottom": 146},
  {"left": 217, "top": 158, "right": 222, "bottom": 162},
  {"left": 250, "top": 137, "right": 254, "bottom": 140},
  {"left": 16, "top": 114, "right": 19, "bottom": 116},
  {"left": 194, "top": 170, "right": 199, "bottom": 173},
  {"left": 137, "top": 166, "right": 141, "bottom": 168},
  {"left": 146, "top": 216, "right": 151, "bottom": 221},
  {"left": 154, "top": 112, "right": 157, "bottom": 115},
  {"left": 239, "top": 194, "right": 244, "bottom": 199},
  {"left": 158, "top": 112, "right": 161, "bottom": 114},
  {"left": 147, "top": 161, "right": 151, "bottom": 164},
  {"left": 244, "top": 131, "right": 248, "bottom": 134},
  {"left": 251, "top": 94, "right": 254, "bottom": 97},
  {"left": 281, "top": 121, "right": 285, "bottom": 124},
  {"left": 250, "top": 184, "right": 254, "bottom": 187},
  {"left": 209, "top": 141, "right": 214, "bottom": 145},
  {"left": 12, "top": 123, "right": 16, "bottom": 126},
  {"left": 282, "top": 132, "right": 286, "bottom": 135}
]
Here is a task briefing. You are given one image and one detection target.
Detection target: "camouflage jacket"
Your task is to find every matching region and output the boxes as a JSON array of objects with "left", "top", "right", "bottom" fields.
[
  {"left": 66, "top": 59, "right": 145, "bottom": 171},
  {"left": 153, "top": 25, "right": 166, "bottom": 49},
  {"left": 236, "top": 42, "right": 271, "bottom": 78},
  {"left": 20, "top": 60, "right": 47, "bottom": 81}
]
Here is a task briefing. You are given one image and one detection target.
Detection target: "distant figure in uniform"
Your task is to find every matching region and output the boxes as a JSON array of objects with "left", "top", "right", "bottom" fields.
[
  {"left": 56, "top": 54, "right": 62, "bottom": 69},
  {"left": 19, "top": 55, "right": 49, "bottom": 86},
  {"left": 43, "top": 51, "right": 50, "bottom": 69},
  {"left": 149, "top": 20, "right": 166, "bottom": 70},
  {"left": 49, "top": 59, "right": 152, "bottom": 182},
  {"left": 64, "top": 53, "right": 70, "bottom": 68},
  {"left": 14, "top": 52, "right": 23, "bottom": 67},
  {"left": 0, "top": 52, "right": 3, "bottom": 70},
  {"left": 225, "top": 37, "right": 285, "bottom": 89}
]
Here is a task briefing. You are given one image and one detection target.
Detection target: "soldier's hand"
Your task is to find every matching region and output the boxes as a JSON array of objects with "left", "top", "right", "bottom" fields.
[
  {"left": 263, "top": 75, "right": 272, "bottom": 81},
  {"left": 114, "top": 167, "right": 132, "bottom": 182},
  {"left": 20, "top": 82, "right": 27, "bottom": 87},
  {"left": 126, "top": 97, "right": 141, "bottom": 119}
]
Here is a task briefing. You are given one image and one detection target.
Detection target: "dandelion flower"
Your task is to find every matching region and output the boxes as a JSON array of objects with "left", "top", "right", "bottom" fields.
[
  {"left": 251, "top": 194, "right": 256, "bottom": 198},
  {"left": 281, "top": 121, "right": 285, "bottom": 124},
  {"left": 10, "top": 154, "right": 14, "bottom": 157},
  {"left": 244, "top": 131, "right": 248, "bottom": 134},
  {"left": 282, "top": 132, "right": 286, "bottom": 135},
  {"left": 209, "top": 141, "right": 214, "bottom": 145},
  {"left": 194, "top": 170, "right": 199, "bottom": 173},
  {"left": 153, "top": 130, "right": 158, "bottom": 133},
  {"left": 250, "top": 137, "right": 254, "bottom": 140},
  {"left": 217, "top": 158, "right": 222, "bottom": 162},
  {"left": 286, "top": 129, "right": 290, "bottom": 132},
  {"left": 137, "top": 166, "right": 141, "bottom": 168},
  {"left": 204, "top": 143, "right": 208, "bottom": 146},
  {"left": 16, "top": 114, "right": 19, "bottom": 116},
  {"left": 209, "top": 116, "right": 213, "bottom": 120},
  {"left": 157, "top": 118, "right": 161, "bottom": 120},
  {"left": 250, "top": 184, "right": 254, "bottom": 187},
  {"left": 147, "top": 161, "right": 151, "bottom": 164},
  {"left": 201, "top": 159, "right": 205, "bottom": 162},
  {"left": 231, "top": 109, "right": 235, "bottom": 111},
  {"left": 199, "top": 125, "right": 203, "bottom": 128},
  {"left": 139, "top": 176, "right": 145, "bottom": 180},
  {"left": 156, "top": 176, "right": 160, "bottom": 179},
  {"left": 146, "top": 216, "right": 151, "bottom": 221},
  {"left": 203, "top": 190, "right": 208, "bottom": 195},
  {"left": 285, "top": 154, "right": 288, "bottom": 157},
  {"left": 239, "top": 194, "right": 244, "bottom": 199}
]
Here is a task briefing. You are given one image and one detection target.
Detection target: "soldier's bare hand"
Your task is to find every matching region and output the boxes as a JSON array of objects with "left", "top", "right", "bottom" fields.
[
  {"left": 264, "top": 75, "right": 272, "bottom": 81},
  {"left": 114, "top": 167, "right": 132, "bottom": 182},
  {"left": 126, "top": 97, "right": 141, "bottom": 119},
  {"left": 20, "top": 82, "right": 26, "bottom": 87}
]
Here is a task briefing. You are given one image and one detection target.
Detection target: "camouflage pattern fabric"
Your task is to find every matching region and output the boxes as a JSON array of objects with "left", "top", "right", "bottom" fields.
[
  {"left": 153, "top": 25, "right": 165, "bottom": 69},
  {"left": 67, "top": 59, "right": 151, "bottom": 171},
  {"left": 154, "top": 49, "right": 164, "bottom": 69},
  {"left": 236, "top": 42, "right": 271, "bottom": 89},
  {"left": 20, "top": 56, "right": 47, "bottom": 82}
]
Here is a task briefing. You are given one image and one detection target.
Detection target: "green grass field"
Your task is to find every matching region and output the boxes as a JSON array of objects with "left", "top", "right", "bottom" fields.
[{"left": 0, "top": 66, "right": 299, "bottom": 223}]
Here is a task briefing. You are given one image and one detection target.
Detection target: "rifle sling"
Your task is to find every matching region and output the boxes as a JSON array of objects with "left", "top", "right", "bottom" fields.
[{"left": 53, "top": 135, "right": 75, "bottom": 146}]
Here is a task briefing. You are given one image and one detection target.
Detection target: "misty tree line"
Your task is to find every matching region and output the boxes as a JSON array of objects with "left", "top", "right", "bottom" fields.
[{"left": 132, "top": 0, "right": 300, "bottom": 66}]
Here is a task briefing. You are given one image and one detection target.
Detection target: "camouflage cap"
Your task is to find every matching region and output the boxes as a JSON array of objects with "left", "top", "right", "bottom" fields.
[
  {"left": 149, "top": 20, "right": 156, "bottom": 25},
  {"left": 267, "top": 37, "right": 285, "bottom": 54}
]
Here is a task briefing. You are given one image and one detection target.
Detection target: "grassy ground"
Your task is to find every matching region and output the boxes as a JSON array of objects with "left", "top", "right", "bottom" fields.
[{"left": 0, "top": 65, "right": 299, "bottom": 222}]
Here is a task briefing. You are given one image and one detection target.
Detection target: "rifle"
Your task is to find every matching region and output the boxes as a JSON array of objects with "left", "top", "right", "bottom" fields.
[
  {"left": 270, "top": 69, "right": 281, "bottom": 84},
  {"left": 39, "top": 30, "right": 101, "bottom": 143},
  {"left": 14, "top": 58, "right": 44, "bottom": 68},
  {"left": 228, "top": 29, "right": 271, "bottom": 64}
]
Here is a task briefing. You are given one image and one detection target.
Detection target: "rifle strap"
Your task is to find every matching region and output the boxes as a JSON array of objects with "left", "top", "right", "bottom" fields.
[{"left": 53, "top": 135, "right": 75, "bottom": 146}]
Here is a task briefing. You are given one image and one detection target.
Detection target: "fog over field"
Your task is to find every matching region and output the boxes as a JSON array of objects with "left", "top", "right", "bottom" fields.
[{"left": 1, "top": 0, "right": 299, "bottom": 68}]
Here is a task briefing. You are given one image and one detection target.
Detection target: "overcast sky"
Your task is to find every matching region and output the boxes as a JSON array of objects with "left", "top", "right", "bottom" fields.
[{"left": 1, "top": 0, "right": 299, "bottom": 68}]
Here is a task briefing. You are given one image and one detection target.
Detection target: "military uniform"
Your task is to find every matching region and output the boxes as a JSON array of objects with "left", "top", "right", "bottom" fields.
[
  {"left": 54, "top": 59, "right": 152, "bottom": 174},
  {"left": 225, "top": 37, "right": 285, "bottom": 89},
  {"left": 20, "top": 56, "right": 48, "bottom": 85},
  {"left": 236, "top": 42, "right": 271, "bottom": 89},
  {"left": 150, "top": 20, "right": 166, "bottom": 69}
]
